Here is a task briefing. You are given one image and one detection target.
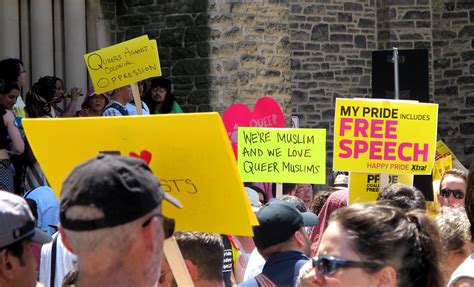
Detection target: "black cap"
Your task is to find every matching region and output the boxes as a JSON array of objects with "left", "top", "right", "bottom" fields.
[
  {"left": 0, "top": 79, "right": 4, "bottom": 94},
  {"left": 253, "top": 200, "right": 318, "bottom": 249},
  {"left": 0, "top": 191, "right": 52, "bottom": 248},
  {"left": 60, "top": 154, "right": 182, "bottom": 231}
]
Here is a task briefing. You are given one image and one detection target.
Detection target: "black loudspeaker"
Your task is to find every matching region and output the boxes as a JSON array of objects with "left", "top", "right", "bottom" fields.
[
  {"left": 413, "top": 174, "right": 434, "bottom": 201},
  {"left": 372, "top": 49, "right": 430, "bottom": 103}
]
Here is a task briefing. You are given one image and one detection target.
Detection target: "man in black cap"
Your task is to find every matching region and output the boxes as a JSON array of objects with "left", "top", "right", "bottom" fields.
[
  {"left": 59, "top": 154, "right": 182, "bottom": 287},
  {"left": 0, "top": 191, "right": 52, "bottom": 287},
  {"left": 239, "top": 200, "right": 318, "bottom": 286}
]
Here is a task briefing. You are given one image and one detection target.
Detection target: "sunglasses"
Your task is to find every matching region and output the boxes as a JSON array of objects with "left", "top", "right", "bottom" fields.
[
  {"left": 142, "top": 213, "right": 175, "bottom": 239},
  {"left": 440, "top": 188, "right": 465, "bottom": 199},
  {"left": 312, "top": 256, "right": 384, "bottom": 276}
]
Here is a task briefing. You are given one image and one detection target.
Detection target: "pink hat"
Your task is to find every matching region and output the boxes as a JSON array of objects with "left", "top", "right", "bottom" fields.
[{"left": 81, "top": 87, "right": 109, "bottom": 110}]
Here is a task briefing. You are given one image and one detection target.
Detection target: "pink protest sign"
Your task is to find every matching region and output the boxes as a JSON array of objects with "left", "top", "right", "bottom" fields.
[{"left": 222, "top": 97, "right": 285, "bottom": 157}]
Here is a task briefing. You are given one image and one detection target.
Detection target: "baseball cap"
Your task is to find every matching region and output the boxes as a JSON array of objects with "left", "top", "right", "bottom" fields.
[
  {"left": 332, "top": 173, "right": 349, "bottom": 188},
  {"left": 60, "top": 154, "right": 182, "bottom": 231},
  {"left": 253, "top": 200, "right": 318, "bottom": 249},
  {"left": 245, "top": 187, "right": 262, "bottom": 212},
  {"left": 0, "top": 191, "right": 52, "bottom": 249}
]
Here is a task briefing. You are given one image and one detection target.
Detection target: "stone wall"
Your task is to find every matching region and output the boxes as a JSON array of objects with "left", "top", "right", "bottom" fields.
[
  {"left": 109, "top": 0, "right": 474, "bottom": 168},
  {"left": 432, "top": 0, "right": 474, "bottom": 166},
  {"left": 110, "top": 0, "right": 291, "bottom": 113},
  {"left": 289, "top": 0, "right": 377, "bottom": 167},
  {"left": 207, "top": 0, "right": 291, "bottom": 111},
  {"left": 111, "top": 0, "right": 211, "bottom": 112}
]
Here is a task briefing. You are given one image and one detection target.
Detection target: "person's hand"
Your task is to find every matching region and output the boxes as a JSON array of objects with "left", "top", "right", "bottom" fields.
[
  {"left": 69, "top": 87, "right": 82, "bottom": 101},
  {"left": 78, "top": 109, "right": 89, "bottom": 117}
]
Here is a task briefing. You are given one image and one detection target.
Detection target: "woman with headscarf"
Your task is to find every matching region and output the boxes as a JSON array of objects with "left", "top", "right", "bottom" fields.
[{"left": 308, "top": 189, "right": 348, "bottom": 256}]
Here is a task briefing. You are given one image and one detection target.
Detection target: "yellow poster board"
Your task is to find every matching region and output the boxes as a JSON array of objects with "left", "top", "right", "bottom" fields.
[
  {"left": 349, "top": 172, "right": 414, "bottom": 204},
  {"left": 436, "top": 140, "right": 467, "bottom": 172},
  {"left": 23, "top": 113, "right": 256, "bottom": 236},
  {"left": 237, "top": 127, "right": 326, "bottom": 184},
  {"left": 433, "top": 155, "right": 453, "bottom": 181},
  {"left": 84, "top": 35, "right": 161, "bottom": 94},
  {"left": 334, "top": 98, "right": 438, "bottom": 174}
]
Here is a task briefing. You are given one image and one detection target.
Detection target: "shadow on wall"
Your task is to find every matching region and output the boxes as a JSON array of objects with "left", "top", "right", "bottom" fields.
[{"left": 115, "top": 0, "right": 212, "bottom": 112}]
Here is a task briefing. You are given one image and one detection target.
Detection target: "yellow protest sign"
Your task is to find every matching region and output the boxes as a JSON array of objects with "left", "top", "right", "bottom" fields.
[
  {"left": 334, "top": 98, "right": 438, "bottom": 174},
  {"left": 349, "top": 172, "right": 414, "bottom": 204},
  {"left": 436, "top": 140, "right": 467, "bottom": 172},
  {"left": 84, "top": 35, "right": 161, "bottom": 94},
  {"left": 433, "top": 155, "right": 453, "bottom": 181},
  {"left": 23, "top": 113, "right": 256, "bottom": 236},
  {"left": 237, "top": 127, "right": 326, "bottom": 184}
]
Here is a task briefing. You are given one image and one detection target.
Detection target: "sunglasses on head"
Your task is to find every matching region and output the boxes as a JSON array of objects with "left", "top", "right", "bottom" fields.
[
  {"left": 312, "top": 256, "right": 384, "bottom": 276},
  {"left": 440, "top": 188, "right": 465, "bottom": 199},
  {"left": 142, "top": 213, "right": 175, "bottom": 239}
]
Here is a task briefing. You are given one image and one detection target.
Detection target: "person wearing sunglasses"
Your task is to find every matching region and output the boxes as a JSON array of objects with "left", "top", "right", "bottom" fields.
[
  {"left": 58, "top": 154, "right": 182, "bottom": 287},
  {"left": 438, "top": 169, "right": 467, "bottom": 207},
  {"left": 307, "top": 204, "right": 444, "bottom": 287}
]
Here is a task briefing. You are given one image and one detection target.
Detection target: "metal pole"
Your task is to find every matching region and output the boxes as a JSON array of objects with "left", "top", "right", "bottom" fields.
[{"left": 393, "top": 47, "right": 399, "bottom": 100}]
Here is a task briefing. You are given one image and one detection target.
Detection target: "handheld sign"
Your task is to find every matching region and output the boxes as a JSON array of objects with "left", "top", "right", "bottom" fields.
[
  {"left": 436, "top": 140, "right": 467, "bottom": 172},
  {"left": 131, "top": 83, "right": 143, "bottom": 115},
  {"left": 23, "top": 113, "right": 256, "bottom": 236},
  {"left": 84, "top": 35, "right": 161, "bottom": 94},
  {"left": 348, "top": 172, "right": 414, "bottom": 204},
  {"left": 223, "top": 97, "right": 285, "bottom": 158},
  {"left": 238, "top": 127, "right": 326, "bottom": 184},
  {"left": 334, "top": 98, "right": 438, "bottom": 174}
]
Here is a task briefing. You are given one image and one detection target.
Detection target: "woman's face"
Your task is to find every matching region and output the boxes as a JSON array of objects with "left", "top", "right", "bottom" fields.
[
  {"left": 55, "top": 80, "right": 64, "bottom": 99},
  {"left": 1, "top": 88, "right": 20, "bottom": 110},
  {"left": 312, "top": 222, "right": 384, "bottom": 287},
  {"left": 17, "top": 64, "right": 26, "bottom": 87},
  {"left": 89, "top": 94, "right": 107, "bottom": 112},
  {"left": 152, "top": 86, "right": 167, "bottom": 103}
]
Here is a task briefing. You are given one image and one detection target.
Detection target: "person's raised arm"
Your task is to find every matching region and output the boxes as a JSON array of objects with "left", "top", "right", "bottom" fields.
[
  {"left": 60, "top": 87, "right": 81, "bottom": 117},
  {"left": 4, "top": 109, "right": 24, "bottom": 153}
]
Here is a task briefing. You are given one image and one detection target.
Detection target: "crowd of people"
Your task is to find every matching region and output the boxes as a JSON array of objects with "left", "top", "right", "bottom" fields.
[{"left": 1, "top": 55, "right": 474, "bottom": 287}]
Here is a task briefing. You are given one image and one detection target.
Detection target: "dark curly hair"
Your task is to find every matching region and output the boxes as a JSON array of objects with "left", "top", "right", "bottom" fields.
[
  {"left": 143, "top": 77, "right": 176, "bottom": 114},
  {"left": 25, "top": 76, "right": 56, "bottom": 118},
  {"left": 331, "top": 204, "right": 445, "bottom": 287}
]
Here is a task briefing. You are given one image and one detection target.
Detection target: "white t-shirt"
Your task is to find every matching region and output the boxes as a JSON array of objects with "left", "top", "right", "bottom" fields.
[
  {"left": 243, "top": 248, "right": 266, "bottom": 281},
  {"left": 125, "top": 101, "right": 150, "bottom": 115},
  {"left": 39, "top": 233, "right": 77, "bottom": 287},
  {"left": 448, "top": 253, "right": 474, "bottom": 287}
]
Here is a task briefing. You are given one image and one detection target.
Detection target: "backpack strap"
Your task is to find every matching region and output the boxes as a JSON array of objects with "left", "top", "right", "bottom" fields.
[
  {"left": 103, "top": 103, "right": 128, "bottom": 115},
  {"left": 255, "top": 273, "right": 276, "bottom": 287},
  {"left": 50, "top": 233, "right": 59, "bottom": 287}
]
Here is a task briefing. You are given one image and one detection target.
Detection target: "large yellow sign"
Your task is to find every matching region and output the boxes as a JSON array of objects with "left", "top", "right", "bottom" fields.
[
  {"left": 334, "top": 99, "right": 438, "bottom": 174},
  {"left": 23, "top": 113, "right": 256, "bottom": 236},
  {"left": 237, "top": 127, "right": 326, "bottom": 184},
  {"left": 84, "top": 35, "right": 161, "bottom": 94},
  {"left": 349, "top": 172, "right": 414, "bottom": 204}
]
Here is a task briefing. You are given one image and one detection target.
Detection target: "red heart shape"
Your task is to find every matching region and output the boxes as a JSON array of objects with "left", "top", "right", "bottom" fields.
[
  {"left": 222, "top": 97, "right": 285, "bottom": 157},
  {"left": 129, "top": 150, "right": 152, "bottom": 165}
]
